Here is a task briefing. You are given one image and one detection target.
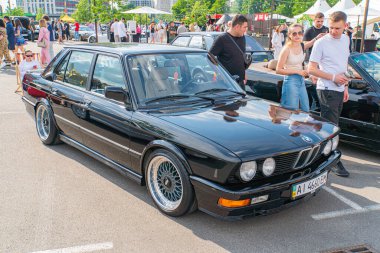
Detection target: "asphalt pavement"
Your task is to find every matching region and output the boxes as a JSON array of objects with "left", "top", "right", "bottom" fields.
[{"left": 0, "top": 41, "right": 380, "bottom": 253}]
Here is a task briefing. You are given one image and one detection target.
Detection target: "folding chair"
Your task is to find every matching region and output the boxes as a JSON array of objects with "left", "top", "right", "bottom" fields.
[{"left": 15, "top": 52, "right": 41, "bottom": 94}]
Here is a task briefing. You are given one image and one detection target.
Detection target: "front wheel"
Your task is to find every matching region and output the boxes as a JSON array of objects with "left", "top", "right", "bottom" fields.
[
  {"left": 35, "top": 103, "right": 59, "bottom": 145},
  {"left": 145, "top": 149, "right": 196, "bottom": 217}
]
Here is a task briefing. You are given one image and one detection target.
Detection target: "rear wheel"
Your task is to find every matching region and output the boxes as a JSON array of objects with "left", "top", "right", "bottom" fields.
[
  {"left": 35, "top": 103, "right": 59, "bottom": 145},
  {"left": 145, "top": 149, "right": 196, "bottom": 217},
  {"left": 89, "top": 36, "right": 96, "bottom": 43}
]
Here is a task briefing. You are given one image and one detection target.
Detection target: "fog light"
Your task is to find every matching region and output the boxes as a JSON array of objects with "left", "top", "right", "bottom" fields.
[
  {"left": 332, "top": 135, "right": 339, "bottom": 151},
  {"left": 218, "top": 198, "right": 251, "bottom": 208},
  {"left": 262, "top": 158, "right": 276, "bottom": 176},
  {"left": 251, "top": 195, "right": 269, "bottom": 204},
  {"left": 323, "top": 140, "right": 333, "bottom": 155},
  {"left": 239, "top": 161, "right": 257, "bottom": 182}
]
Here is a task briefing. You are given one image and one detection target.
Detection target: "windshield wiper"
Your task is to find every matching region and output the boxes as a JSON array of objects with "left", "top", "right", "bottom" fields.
[
  {"left": 195, "top": 88, "right": 246, "bottom": 96},
  {"left": 144, "top": 94, "right": 215, "bottom": 105}
]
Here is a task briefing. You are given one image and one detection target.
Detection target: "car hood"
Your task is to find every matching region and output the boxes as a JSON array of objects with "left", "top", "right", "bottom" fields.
[{"left": 156, "top": 98, "right": 339, "bottom": 159}]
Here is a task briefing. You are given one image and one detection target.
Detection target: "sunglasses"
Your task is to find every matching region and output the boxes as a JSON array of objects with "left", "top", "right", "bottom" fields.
[
  {"left": 26, "top": 55, "right": 33, "bottom": 57},
  {"left": 291, "top": 31, "right": 303, "bottom": 36}
]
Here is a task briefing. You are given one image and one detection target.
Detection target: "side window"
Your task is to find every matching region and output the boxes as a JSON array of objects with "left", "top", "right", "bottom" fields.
[
  {"left": 64, "top": 51, "right": 94, "bottom": 88},
  {"left": 189, "top": 36, "right": 204, "bottom": 49},
  {"left": 204, "top": 37, "right": 214, "bottom": 50},
  {"left": 54, "top": 52, "right": 71, "bottom": 82},
  {"left": 171, "top": 36, "right": 190, "bottom": 47},
  {"left": 91, "top": 55, "right": 125, "bottom": 95}
]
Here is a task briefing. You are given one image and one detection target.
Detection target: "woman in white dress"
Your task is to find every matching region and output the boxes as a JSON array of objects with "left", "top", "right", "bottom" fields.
[
  {"left": 156, "top": 20, "right": 166, "bottom": 44},
  {"left": 271, "top": 25, "right": 284, "bottom": 60}
]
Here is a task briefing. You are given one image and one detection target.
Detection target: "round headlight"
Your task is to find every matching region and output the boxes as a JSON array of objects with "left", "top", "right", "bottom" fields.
[
  {"left": 262, "top": 158, "right": 276, "bottom": 176},
  {"left": 239, "top": 161, "right": 257, "bottom": 182},
  {"left": 323, "top": 140, "right": 333, "bottom": 155},
  {"left": 332, "top": 135, "right": 339, "bottom": 151}
]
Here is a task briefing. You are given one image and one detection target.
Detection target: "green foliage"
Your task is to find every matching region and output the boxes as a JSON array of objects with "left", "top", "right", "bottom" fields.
[
  {"left": 210, "top": 0, "right": 227, "bottom": 13},
  {"left": 189, "top": 1, "right": 208, "bottom": 25},
  {"left": 72, "top": 0, "right": 93, "bottom": 22},
  {"left": 5, "top": 7, "right": 24, "bottom": 16},
  {"left": 35, "top": 8, "right": 44, "bottom": 21},
  {"left": 230, "top": 0, "right": 243, "bottom": 13}
]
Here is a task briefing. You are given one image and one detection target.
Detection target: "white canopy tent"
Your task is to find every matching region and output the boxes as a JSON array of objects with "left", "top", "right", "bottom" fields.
[
  {"left": 325, "top": 0, "right": 356, "bottom": 16},
  {"left": 294, "top": 0, "right": 331, "bottom": 18},
  {"left": 345, "top": 0, "right": 380, "bottom": 32},
  {"left": 122, "top": 6, "right": 172, "bottom": 15}
]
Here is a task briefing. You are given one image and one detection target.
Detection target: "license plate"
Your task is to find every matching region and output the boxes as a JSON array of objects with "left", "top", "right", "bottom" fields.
[{"left": 291, "top": 172, "right": 328, "bottom": 199}]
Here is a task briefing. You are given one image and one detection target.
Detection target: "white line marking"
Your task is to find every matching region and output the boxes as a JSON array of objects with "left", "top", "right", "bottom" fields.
[
  {"left": 322, "top": 186, "right": 363, "bottom": 210},
  {"left": 28, "top": 242, "right": 113, "bottom": 253},
  {"left": 311, "top": 204, "right": 380, "bottom": 220}
]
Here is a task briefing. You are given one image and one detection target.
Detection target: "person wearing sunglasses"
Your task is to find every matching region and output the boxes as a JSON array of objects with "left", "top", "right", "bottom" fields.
[
  {"left": 276, "top": 24, "right": 318, "bottom": 113},
  {"left": 19, "top": 50, "right": 41, "bottom": 81}
]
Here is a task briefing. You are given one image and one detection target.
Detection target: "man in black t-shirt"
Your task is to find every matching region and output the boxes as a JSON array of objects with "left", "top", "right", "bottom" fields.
[
  {"left": 210, "top": 15, "right": 248, "bottom": 90},
  {"left": 303, "top": 12, "right": 329, "bottom": 61},
  {"left": 344, "top": 22, "right": 354, "bottom": 52}
]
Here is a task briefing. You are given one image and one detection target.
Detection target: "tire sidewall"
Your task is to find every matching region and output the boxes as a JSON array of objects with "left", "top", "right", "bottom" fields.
[
  {"left": 145, "top": 149, "right": 195, "bottom": 217},
  {"left": 35, "top": 103, "right": 58, "bottom": 145}
]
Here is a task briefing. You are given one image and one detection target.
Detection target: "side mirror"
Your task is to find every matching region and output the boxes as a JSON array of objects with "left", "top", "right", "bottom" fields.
[
  {"left": 232, "top": 75, "right": 240, "bottom": 83},
  {"left": 105, "top": 86, "right": 132, "bottom": 107},
  {"left": 44, "top": 72, "right": 55, "bottom": 81}
]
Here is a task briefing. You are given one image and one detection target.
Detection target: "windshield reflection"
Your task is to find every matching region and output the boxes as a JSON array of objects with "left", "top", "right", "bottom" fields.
[
  {"left": 352, "top": 52, "right": 380, "bottom": 83},
  {"left": 127, "top": 53, "right": 243, "bottom": 106}
]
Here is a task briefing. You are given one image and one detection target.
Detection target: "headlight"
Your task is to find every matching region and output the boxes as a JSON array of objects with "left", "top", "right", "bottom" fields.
[
  {"left": 323, "top": 139, "right": 333, "bottom": 155},
  {"left": 332, "top": 135, "right": 339, "bottom": 151},
  {"left": 262, "top": 158, "right": 276, "bottom": 176},
  {"left": 239, "top": 161, "right": 257, "bottom": 182}
]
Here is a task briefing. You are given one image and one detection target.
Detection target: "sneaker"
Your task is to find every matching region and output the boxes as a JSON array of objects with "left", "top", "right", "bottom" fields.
[
  {"left": 331, "top": 162, "right": 350, "bottom": 177},
  {"left": 0, "top": 62, "right": 6, "bottom": 69}
]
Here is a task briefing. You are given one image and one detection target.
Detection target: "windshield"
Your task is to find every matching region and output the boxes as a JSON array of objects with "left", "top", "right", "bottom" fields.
[
  {"left": 245, "top": 35, "right": 265, "bottom": 52},
  {"left": 351, "top": 52, "right": 380, "bottom": 83},
  {"left": 127, "top": 53, "right": 243, "bottom": 106}
]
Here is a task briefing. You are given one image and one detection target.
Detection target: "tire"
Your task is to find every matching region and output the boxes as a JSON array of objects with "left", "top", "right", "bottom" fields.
[
  {"left": 35, "top": 103, "right": 59, "bottom": 145},
  {"left": 89, "top": 36, "right": 96, "bottom": 43},
  {"left": 145, "top": 149, "right": 196, "bottom": 217}
]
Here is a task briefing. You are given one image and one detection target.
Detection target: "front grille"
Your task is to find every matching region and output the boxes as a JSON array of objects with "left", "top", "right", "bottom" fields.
[{"left": 227, "top": 143, "right": 325, "bottom": 184}]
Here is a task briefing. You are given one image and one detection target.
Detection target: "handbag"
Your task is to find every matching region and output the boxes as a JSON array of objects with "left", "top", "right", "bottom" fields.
[
  {"left": 37, "top": 39, "right": 46, "bottom": 48},
  {"left": 226, "top": 33, "right": 252, "bottom": 69}
]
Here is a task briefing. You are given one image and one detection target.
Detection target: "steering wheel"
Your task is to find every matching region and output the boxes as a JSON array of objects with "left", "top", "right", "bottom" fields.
[{"left": 181, "top": 70, "right": 208, "bottom": 92}]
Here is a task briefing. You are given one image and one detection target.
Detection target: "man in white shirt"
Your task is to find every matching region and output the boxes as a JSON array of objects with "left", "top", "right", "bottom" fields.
[
  {"left": 308, "top": 11, "right": 350, "bottom": 177},
  {"left": 118, "top": 18, "right": 127, "bottom": 42},
  {"left": 111, "top": 18, "right": 119, "bottom": 42},
  {"left": 177, "top": 22, "right": 187, "bottom": 34}
]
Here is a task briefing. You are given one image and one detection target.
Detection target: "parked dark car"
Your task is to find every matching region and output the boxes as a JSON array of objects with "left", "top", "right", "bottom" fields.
[
  {"left": 21, "top": 44, "right": 341, "bottom": 219},
  {"left": 247, "top": 52, "right": 380, "bottom": 153},
  {"left": 171, "top": 32, "right": 274, "bottom": 63}
]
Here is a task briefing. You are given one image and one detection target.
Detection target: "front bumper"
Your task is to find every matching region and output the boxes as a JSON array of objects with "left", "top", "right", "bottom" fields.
[{"left": 190, "top": 150, "right": 341, "bottom": 220}]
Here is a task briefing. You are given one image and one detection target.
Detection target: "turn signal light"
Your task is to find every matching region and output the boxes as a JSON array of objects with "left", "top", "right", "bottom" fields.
[{"left": 218, "top": 198, "right": 251, "bottom": 208}]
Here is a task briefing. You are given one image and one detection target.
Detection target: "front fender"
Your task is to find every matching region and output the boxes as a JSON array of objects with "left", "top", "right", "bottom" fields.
[{"left": 140, "top": 140, "right": 193, "bottom": 176}]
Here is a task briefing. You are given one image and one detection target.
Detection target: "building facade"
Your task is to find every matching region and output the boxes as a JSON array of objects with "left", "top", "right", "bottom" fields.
[
  {"left": 16, "top": 0, "right": 79, "bottom": 15},
  {"left": 152, "top": 0, "right": 177, "bottom": 13},
  {"left": 124, "top": 0, "right": 153, "bottom": 7}
]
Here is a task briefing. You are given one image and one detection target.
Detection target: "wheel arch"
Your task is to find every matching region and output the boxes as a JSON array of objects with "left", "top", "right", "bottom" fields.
[{"left": 140, "top": 140, "right": 193, "bottom": 185}]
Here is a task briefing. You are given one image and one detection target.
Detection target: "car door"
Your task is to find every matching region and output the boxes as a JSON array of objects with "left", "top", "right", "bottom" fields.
[
  {"left": 49, "top": 50, "right": 95, "bottom": 143},
  {"left": 81, "top": 53, "right": 134, "bottom": 168},
  {"left": 340, "top": 65, "right": 380, "bottom": 148}
]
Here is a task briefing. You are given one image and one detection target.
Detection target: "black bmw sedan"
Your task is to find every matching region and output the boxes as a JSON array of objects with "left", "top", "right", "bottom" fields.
[{"left": 22, "top": 44, "right": 341, "bottom": 219}]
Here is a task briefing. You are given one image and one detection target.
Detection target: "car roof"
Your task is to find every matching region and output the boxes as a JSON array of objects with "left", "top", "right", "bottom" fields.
[
  {"left": 64, "top": 43, "right": 206, "bottom": 55},
  {"left": 179, "top": 32, "right": 223, "bottom": 36}
]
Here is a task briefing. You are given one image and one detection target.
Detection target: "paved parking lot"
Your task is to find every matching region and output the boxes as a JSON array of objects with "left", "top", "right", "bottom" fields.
[{"left": 0, "top": 41, "right": 380, "bottom": 253}]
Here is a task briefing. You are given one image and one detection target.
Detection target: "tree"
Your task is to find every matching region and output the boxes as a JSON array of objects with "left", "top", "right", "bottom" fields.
[
  {"left": 72, "top": 0, "right": 93, "bottom": 22},
  {"left": 172, "top": 0, "right": 194, "bottom": 20},
  {"left": 230, "top": 0, "right": 243, "bottom": 13},
  {"left": 210, "top": 0, "right": 227, "bottom": 14},
  {"left": 5, "top": 7, "right": 24, "bottom": 16},
  {"left": 190, "top": 1, "right": 208, "bottom": 25}
]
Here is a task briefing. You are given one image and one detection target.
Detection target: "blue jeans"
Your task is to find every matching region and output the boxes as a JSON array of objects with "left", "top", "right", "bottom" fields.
[
  {"left": 74, "top": 31, "right": 79, "bottom": 40},
  {"left": 281, "top": 74, "right": 310, "bottom": 112}
]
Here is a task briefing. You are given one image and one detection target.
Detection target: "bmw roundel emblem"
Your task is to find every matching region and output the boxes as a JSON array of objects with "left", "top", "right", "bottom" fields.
[{"left": 301, "top": 136, "right": 312, "bottom": 143}]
